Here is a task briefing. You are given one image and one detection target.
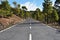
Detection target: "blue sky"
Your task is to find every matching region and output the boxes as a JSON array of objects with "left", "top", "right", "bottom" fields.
[{"left": 8, "top": 0, "right": 56, "bottom": 11}]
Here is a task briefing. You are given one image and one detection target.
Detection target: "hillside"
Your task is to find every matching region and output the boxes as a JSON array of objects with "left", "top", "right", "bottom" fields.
[{"left": 0, "top": 14, "right": 24, "bottom": 31}]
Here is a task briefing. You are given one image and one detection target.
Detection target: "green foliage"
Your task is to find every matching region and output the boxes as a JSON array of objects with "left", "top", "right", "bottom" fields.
[
  {"left": 31, "top": 11, "right": 37, "bottom": 19},
  {"left": 17, "top": 4, "right": 20, "bottom": 9},
  {"left": 0, "top": 0, "right": 12, "bottom": 18},
  {"left": 38, "top": 13, "right": 44, "bottom": 21},
  {"left": 0, "top": 0, "right": 59, "bottom": 25},
  {"left": 21, "top": 10, "right": 25, "bottom": 18},
  {"left": 22, "top": 6, "right": 27, "bottom": 11},
  {"left": 21, "top": 6, "right": 27, "bottom": 19},
  {"left": 0, "top": 9, "right": 12, "bottom": 18},
  {"left": 55, "top": 0, "right": 60, "bottom": 3},
  {"left": 13, "top": 1, "right": 17, "bottom": 8},
  {"left": 52, "top": 9, "right": 59, "bottom": 21},
  {"left": 13, "top": 2, "right": 21, "bottom": 16},
  {"left": 43, "top": 0, "right": 53, "bottom": 23},
  {"left": 1, "top": 0, "right": 11, "bottom": 11},
  {"left": 55, "top": 0, "right": 60, "bottom": 24},
  {"left": 36, "top": 8, "right": 44, "bottom": 21},
  {"left": 26, "top": 11, "right": 30, "bottom": 17}
]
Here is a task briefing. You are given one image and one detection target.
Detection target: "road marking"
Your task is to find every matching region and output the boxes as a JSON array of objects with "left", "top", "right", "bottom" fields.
[
  {"left": 30, "top": 22, "right": 32, "bottom": 29},
  {"left": 0, "top": 24, "right": 16, "bottom": 33},
  {"left": 30, "top": 26, "right": 32, "bottom": 29},
  {"left": 0, "top": 20, "right": 25, "bottom": 33},
  {"left": 47, "top": 26, "right": 57, "bottom": 30},
  {"left": 29, "top": 33, "right": 32, "bottom": 40},
  {"left": 42, "top": 23, "right": 57, "bottom": 30}
]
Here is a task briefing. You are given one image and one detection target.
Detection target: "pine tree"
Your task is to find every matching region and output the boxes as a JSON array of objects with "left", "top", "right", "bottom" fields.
[
  {"left": 0, "top": 0, "right": 12, "bottom": 18},
  {"left": 51, "top": 8, "right": 59, "bottom": 23},
  {"left": 22, "top": 6, "right": 27, "bottom": 19},
  {"left": 43, "top": 0, "right": 53, "bottom": 23},
  {"left": 55, "top": 0, "right": 60, "bottom": 24}
]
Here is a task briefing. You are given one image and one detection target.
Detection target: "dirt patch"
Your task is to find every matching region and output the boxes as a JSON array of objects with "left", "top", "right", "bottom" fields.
[
  {"left": 0, "top": 14, "right": 24, "bottom": 31},
  {"left": 47, "top": 23, "right": 60, "bottom": 29}
]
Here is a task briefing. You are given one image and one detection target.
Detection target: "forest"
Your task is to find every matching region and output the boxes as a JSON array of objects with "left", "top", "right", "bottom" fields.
[{"left": 0, "top": 0, "right": 60, "bottom": 29}]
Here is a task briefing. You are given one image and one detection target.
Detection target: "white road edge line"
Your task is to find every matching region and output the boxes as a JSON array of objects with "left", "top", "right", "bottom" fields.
[
  {"left": 42, "top": 23, "right": 57, "bottom": 30},
  {"left": 47, "top": 26, "right": 57, "bottom": 30},
  {"left": 29, "top": 33, "right": 32, "bottom": 40},
  {"left": 0, "top": 24, "right": 17, "bottom": 33},
  {"left": 0, "top": 20, "right": 25, "bottom": 33}
]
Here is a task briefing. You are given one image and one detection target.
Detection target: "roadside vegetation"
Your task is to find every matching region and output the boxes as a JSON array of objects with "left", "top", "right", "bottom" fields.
[
  {"left": 30, "top": 0, "right": 60, "bottom": 29},
  {"left": 0, "top": 0, "right": 60, "bottom": 30},
  {"left": 0, "top": 0, "right": 29, "bottom": 30}
]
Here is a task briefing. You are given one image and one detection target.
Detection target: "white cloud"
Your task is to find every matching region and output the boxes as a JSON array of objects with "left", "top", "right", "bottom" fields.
[{"left": 21, "top": 2, "right": 38, "bottom": 11}]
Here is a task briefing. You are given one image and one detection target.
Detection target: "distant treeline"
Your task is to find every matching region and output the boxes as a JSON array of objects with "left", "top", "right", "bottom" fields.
[
  {"left": 0, "top": 0, "right": 30, "bottom": 18},
  {"left": 0, "top": 0, "right": 60, "bottom": 24}
]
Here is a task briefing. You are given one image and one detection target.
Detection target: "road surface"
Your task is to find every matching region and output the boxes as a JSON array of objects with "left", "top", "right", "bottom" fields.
[{"left": 0, "top": 18, "right": 60, "bottom": 40}]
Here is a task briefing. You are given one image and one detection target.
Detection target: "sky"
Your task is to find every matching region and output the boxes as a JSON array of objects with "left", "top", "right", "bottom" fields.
[{"left": 8, "top": 0, "right": 56, "bottom": 11}]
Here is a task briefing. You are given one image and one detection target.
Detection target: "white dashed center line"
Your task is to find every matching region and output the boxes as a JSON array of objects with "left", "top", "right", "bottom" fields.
[
  {"left": 30, "top": 26, "right": 32, "bottom": 29},
  {"left": 29, "top": 33, "right": 32, "bottom": 40}
]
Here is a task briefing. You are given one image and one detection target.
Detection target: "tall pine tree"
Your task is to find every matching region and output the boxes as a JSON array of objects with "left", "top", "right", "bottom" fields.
[
  {"left": 55, "top": 0, "right": 60, "bottom": 24},
  {"left": 43, "top": 0, "right": 53, "bottom": 23}
]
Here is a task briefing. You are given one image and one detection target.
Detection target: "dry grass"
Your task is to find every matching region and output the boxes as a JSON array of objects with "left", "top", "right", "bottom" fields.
[
  {"left": 0, "top": 14, "right": 24, "bottom": 31},
  {"left": 47, "top": 23, "right": 60, "bottom": 29}
]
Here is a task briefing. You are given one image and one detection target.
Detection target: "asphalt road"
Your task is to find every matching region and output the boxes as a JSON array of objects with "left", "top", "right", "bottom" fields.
[{"left": 0, "top": 18, "right": 60, "bottom": 40}]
